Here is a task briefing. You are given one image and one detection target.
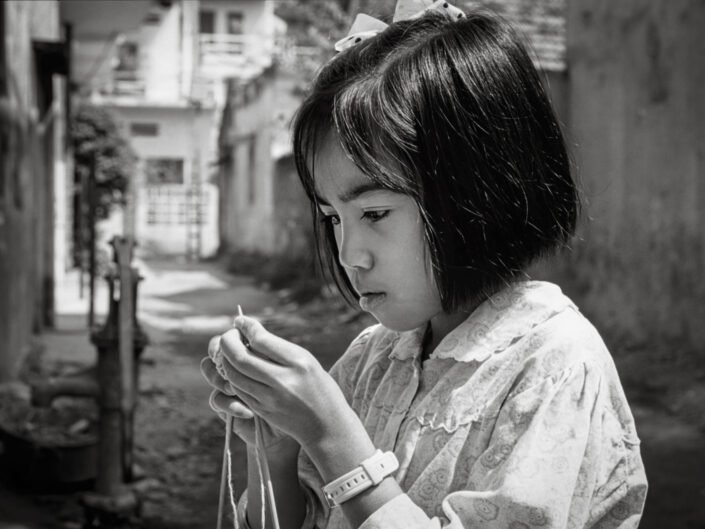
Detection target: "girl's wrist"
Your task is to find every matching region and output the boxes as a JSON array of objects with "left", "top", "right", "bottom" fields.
[
  {"left": 303, "top": 405, "right": 377, "bottom": 483},
  {"left": 250, "top": 435, "right": 301, "bottom": 461}
]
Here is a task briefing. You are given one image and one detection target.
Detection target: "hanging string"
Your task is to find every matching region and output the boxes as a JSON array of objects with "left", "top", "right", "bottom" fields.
[
  {"left": 216, "top": 306, "right": 280, "bottom": 529},
  {"left": 253, "top": 417, "right": 267, "bottom": 529},
  {"left": 217, "top": 415, "right": 235, "bottom": 529},
  {"left": 255, "top": 415, "right": 280, "bottom": 529}
]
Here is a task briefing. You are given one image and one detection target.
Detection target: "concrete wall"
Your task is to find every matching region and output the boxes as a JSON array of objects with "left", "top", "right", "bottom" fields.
[
  {"left": 542, "top": 0, "right": 705, "bottom": 351},
  {"left": 139, "top": 4, "right": 184, "bottom": 102},
  {"left": 67, "top": 1, "right": 196, "bottom": 104},
  {"left": 218, "top": 72, "right": 277, "bottom": 254},
  {"left": 0, "top": 0, "right": 64, "bottom": 380},
  {"left": 272, "top": 154, "right": 313, "bottom": 256},
  {"left": 543, "top": 69, "right": 569, "bottom": 135},
  {"left": 62, "top": 0, "right": 153, "bottom": 99}
]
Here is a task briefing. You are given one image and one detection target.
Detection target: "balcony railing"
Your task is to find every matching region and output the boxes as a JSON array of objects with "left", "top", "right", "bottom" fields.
[
  {"left": 199, "top": 34, "right": 276, "bottom": 63},
  {"left": 111, "top": 69, "right": 146, "bottom": 96},
  {"left": 199, "top": 33, "right": 328, "bottom": 79}
]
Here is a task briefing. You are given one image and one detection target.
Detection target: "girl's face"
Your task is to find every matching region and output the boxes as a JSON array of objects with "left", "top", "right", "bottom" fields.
[{"left": 313, "top": 137, "right": 444, "bottom": 332}]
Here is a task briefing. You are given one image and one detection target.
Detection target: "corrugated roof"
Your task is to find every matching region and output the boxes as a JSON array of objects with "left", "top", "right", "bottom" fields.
[{"left": 460, "top": 0, "right": 566, "bottom": 71}]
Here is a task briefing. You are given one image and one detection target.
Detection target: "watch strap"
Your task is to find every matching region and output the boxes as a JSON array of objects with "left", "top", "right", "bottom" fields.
[{"left": 322, "top": 450, "right": 399, "bottom": 507}]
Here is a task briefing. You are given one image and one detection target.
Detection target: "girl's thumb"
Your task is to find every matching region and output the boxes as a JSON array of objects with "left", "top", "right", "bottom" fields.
[{"left": 232, "top": 315, "right": 266, "bottom": 347}]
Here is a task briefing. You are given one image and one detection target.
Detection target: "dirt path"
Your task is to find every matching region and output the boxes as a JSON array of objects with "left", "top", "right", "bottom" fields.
[
  {"left": 1, "top": 259, "right": 704, "bottom": 528},
  {"left": 131, "top": 259, "right": 368, "bottom": 529},
  {"left": 133, "top": 259, "right": 705, "bottom": 529}
]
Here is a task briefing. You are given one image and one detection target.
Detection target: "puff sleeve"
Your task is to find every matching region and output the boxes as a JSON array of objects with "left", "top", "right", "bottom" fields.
[{"left": 358, "top": 361, "right": 647, "bottom": 529}]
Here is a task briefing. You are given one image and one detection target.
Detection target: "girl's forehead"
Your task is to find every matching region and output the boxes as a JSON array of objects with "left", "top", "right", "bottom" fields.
[
  {"left": 313, "top": 135, "right": 357, "bottom": 175},
  {"left": 312, "top": 138, "right": 374, "bottom": 200},
  {"left": 314, "top": 166, "right": 380, "bottom": 206}
]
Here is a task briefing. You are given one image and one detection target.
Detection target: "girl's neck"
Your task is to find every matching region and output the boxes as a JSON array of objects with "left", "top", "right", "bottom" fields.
[{"left": 421, "top": 307, "right": 478, "bottom": 362}]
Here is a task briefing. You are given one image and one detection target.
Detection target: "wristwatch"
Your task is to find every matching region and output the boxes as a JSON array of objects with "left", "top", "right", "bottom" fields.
[{"left": 322, "top": 450, "right": 399, "bottom": 507}]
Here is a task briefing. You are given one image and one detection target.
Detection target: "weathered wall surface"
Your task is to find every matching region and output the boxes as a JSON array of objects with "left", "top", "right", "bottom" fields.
[
  {"left": 218, "top": 71, "right": 277, "bottom": 254},
  {"left": 0, "top": 1, "right": 62, "bottom": 380},
  {"left": 542, "top": 0, "right": 705, "bottom": 351},
  {"left": 272, "top": 154, "right": 312, "bottom": 256}
]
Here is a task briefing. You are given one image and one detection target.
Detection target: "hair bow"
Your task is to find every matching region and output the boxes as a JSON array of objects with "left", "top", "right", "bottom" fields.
[{"left": 334, "top": 0, "right": 465, "bottom": 52}]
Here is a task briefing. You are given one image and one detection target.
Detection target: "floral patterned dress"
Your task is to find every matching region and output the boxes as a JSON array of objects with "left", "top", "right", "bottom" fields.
[{"left": 294, "top": 280, "right": 647, "bottom": 529}]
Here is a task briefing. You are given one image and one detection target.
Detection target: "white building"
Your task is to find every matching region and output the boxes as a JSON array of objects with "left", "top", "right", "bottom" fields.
[{"left": 63, "top": 0, "right": 281, "bottom": 259}]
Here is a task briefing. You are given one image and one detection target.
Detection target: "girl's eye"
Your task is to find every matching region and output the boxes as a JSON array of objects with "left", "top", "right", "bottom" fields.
[{"left": 362, "top": 209, "right": 390, "bottom": 222}]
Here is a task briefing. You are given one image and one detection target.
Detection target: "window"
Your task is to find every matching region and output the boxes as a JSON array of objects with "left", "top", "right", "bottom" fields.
[
  {"left": 130, "top": 122, "right": 159, "bottom": 137},
  {"left": 146, "top": 186, "right": 208, "bottom": 225},
  {"left": 199, "top": 10, "right": 215, "bottom": 34},
  {"left": 115, "top": 41, "right": 139, "bottom": 73},
  {"left": 144, "top": 158, "right": 184, "bottom": 185},
  {"left": 144, "top": 11, "right": 161, "bottom": 25},
  {"left": 226, "top": 12, "right": 243, "bottom": 35},
  {"left": 113, "top": 40, "right": 142, "bottom": 95}
]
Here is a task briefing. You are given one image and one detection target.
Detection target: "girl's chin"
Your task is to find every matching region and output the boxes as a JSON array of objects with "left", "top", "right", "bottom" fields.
[{"left": 371, "top": 310, "right": 429, "bottom": 334}]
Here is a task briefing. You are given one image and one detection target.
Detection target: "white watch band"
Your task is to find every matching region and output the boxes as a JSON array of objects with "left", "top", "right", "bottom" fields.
[{"left": 322, "top": 450, "right": 399, "bottom": 507}]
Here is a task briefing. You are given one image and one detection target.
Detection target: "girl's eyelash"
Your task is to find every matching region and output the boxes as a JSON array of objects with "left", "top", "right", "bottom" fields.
[
  {"left": 319, "top": 209, "right": 390, "bottom": 226},
  {"left": 362, "top": 209, "right": 390, "bottom": 222}
]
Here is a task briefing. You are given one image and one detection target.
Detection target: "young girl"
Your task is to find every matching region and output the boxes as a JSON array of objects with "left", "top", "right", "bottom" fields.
[{"left": 201, "top": 2, "right": 647, "bottom": 528}]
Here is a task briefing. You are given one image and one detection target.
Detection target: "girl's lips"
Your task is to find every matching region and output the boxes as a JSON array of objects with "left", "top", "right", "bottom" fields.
[{"left": 359, "top": 292, "right": 386, "bottom": 312}]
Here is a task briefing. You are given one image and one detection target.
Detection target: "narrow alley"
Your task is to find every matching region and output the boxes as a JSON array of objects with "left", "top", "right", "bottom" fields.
[
  {"left": 0, "top": 258, "right": 703, "bottom": 528},
  {"left": 0, "top": 257, "right": 370, "bottom": 529},
  {"left": 2, "top": 1, "right": 705, "bottom": 528}
]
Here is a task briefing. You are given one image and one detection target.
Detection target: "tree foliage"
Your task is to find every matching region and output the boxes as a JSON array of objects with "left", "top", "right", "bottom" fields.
[
  {"left": 71, "top": 104, "right": 135, "bottom": 220},
  {"left": 70, "top": 104, "right": 135, "bottom": 267},
  {"left": 275, "top": 0, "right": 350, "bottom": 49}
]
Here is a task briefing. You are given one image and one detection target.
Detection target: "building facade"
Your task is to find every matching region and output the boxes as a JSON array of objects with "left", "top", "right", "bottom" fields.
[
  {"left": 64, "top": 0, "right": 232, "bottom": 259},
  {"left": 0, "top": 1, "right": 68, "bottom": 380},
  {"left": 216, "top": 0, "right": 568, "bottom": 260}
]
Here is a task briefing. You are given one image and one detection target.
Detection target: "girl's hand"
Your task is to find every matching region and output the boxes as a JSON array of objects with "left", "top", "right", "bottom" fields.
[
  {"left": 214, "top": 315, "right": 354, "bottom": 450},
  {"left": 201, "top": 337, "right": 297, "bottom": 455}
]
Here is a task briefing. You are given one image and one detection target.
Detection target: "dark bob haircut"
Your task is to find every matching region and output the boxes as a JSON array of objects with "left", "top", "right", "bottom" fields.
[{"left": 292, "top": 9, "right": 579, "bottom": 312}]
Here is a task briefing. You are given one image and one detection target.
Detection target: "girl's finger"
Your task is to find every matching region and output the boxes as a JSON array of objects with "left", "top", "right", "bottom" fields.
[
  {"left": 207, "top": 336, "right": 232, "bottom": 381},
  {"left": 231, "top": 315, "right": 308, "bottom": 367},
  {"left": 217, "top": 356, "right": 272, "bottom": 404},
  {"left": 213, "top": 405, "right": 256, "bottom": 445},
  {"left": 200, "top": 357, "right": 237, "bottom": 396},
  {"left": 207, "top": 335, "right": 221, "bottom": 362},
  {"left": 209, "top": 389, "right": 255, "bottom": 419},
  {"left": 219, "top": 328, "right": 284, "bottom": 384}
]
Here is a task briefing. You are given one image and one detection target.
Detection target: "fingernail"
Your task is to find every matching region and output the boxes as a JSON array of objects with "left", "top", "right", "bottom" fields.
[{"left": 229, "top": 407, "right": 254, "bottom": 419}]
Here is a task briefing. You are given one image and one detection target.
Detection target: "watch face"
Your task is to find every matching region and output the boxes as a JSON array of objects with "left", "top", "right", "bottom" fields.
[{"left": 324, "top": 491, "right": 338, "bottom": 508}]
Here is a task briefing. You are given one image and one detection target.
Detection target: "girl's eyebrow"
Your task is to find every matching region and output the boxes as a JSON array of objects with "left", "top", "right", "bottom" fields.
[{"left": 316, "top": 181, "right": 388, "bottom": 207}]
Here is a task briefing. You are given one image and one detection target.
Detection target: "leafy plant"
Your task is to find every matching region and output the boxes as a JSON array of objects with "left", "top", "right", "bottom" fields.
[
  {"left": 70, "top": 104, "right": 135, "bottom": 266},
  {"left": 71, "top": 104, "right": 135, "bottom": 219}
]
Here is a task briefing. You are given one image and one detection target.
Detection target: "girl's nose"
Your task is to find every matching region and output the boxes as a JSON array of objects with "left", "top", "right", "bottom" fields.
[{"left": 337, "top": 227, "right": 373, "bottom": 271}]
